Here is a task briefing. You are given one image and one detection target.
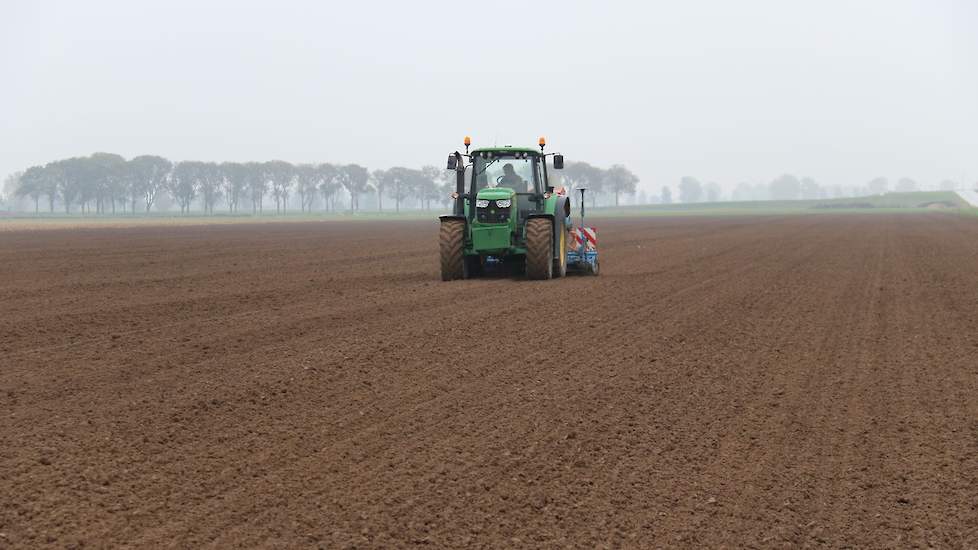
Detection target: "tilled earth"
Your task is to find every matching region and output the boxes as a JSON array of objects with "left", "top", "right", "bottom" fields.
[{"left": 1, "top": 214, "right": 977, "bottom": 548}]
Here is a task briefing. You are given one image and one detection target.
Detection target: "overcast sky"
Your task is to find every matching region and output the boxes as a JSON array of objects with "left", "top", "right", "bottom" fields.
[{"left": 3, "top": 0, "right": 977, "bottom": 193}]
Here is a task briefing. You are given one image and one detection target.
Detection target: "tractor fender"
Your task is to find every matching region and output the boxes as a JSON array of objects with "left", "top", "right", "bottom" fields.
[
  {"left": 556, "top": 196, "right": 571, "bottom": 219},
  {"left": 439, "top": 214, "right": 466, "bottom": 223}
]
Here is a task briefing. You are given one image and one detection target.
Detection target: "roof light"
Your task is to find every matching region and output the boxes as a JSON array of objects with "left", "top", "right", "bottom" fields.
[
  {"left": 464, "top": 136, "right": 471, "bottom": 146},
  {"left": 538, "top": 136, "right": 546, "bottom": 150}
]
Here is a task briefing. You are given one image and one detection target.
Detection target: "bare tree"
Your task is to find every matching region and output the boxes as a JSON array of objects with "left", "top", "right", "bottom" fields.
[
  {"left": 562, "top": 161, "right": 604, "bottom": 207},
  {"left": 245, "top": 162, "right": 267, "bottom": 214},
  {"left": 603, "top": 164, "right": 639, "bottom": 207},
  {"left": 197, "top": 162, "right": 223, "bottom": 214},
  {"left": 337, "top": 164, "right": 369, "bottom": 212},
  {"left": 384, "top": 167, "right": 415, "bottom": 213},
  {"left": 264, "top": 160, "right": 295, "bottom": 214},
  {"left": 661, "top": 186, "right": 673, "bottom": 204},
  {"left": 129, "top": 155, "right": 172, "bottom": 213},
  {"left": 169, "top": 161, "right": 202, "bottom": 214},
  {"left": 419, "top": 166, "right": 443, "bottom": 210},
  {"left": 8, "top": 170, "right": 35, "bottom": 212},
  {"left": 371, "top": 169, "right": 387, "bottom": 211},
  {"left": 295, "top": 164, "right": 320, "bottom": 213},
  {"left": 220, "top": 162, "right": 248, "bottom": 213},
  {"left": 88, "top": 152, "right": 127, "bottom": 213},
  {"left": 317, "top": 163, "right": 341, "bottom": 212}
]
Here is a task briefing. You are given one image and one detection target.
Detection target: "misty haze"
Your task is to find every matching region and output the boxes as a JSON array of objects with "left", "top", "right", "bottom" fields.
[{"left": 2, "top": 1, "right": 977, "bottom": 548}]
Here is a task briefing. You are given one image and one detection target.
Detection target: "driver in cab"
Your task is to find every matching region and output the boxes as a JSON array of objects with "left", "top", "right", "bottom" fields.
[{"left": 498, "top": 163, "right": 531, "bottom": 192}]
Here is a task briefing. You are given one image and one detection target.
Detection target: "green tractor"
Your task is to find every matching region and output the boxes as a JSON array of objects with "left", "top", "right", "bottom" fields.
[{"left": 440, "top": 136, "right": 572, "bottom": 280}]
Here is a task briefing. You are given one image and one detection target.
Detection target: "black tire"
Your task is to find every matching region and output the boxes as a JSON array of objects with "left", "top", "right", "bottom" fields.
[
  {"left": 589, "top": 258, "right": 600, "bottom": 276},
  {"left": 525, "top": 218, "right": 554, "bottom": 280},
  {"left": 465, "top": 255, "right": 483, "bottom": 277},
  {"left": 439, "top": 220, "right": 465, "bottom": 281}
]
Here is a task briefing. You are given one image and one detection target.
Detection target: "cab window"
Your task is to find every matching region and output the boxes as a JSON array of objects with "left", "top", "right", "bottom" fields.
[{"left": 473, "top": 155, "right": 535, "bottom": 193}]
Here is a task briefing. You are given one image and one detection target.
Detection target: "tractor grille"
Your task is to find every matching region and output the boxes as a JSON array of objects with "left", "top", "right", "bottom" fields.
[{"left": 477, "top": 202, "right": 510, "bottom": 224}]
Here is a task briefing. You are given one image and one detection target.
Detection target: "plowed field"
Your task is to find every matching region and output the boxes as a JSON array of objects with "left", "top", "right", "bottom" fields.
[{"left": 2, "top": 214, "right": 977, "bottom": 548}]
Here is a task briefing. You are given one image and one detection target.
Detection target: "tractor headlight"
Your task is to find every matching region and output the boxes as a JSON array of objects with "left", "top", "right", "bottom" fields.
[
  {"left": 495, "top": 199, "right": 512, "bottom": 208},
  {"left": 475, "top": 199, "right": 490, "bottom": 208}
]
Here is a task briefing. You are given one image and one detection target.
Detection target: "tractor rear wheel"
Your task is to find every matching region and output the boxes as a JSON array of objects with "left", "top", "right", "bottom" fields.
[
  {"left": 553, "top": 224, "right": 568, "bottom": 278},
  {"left": 525, "top": 218, "right": 554, "bottom": 280},
  {"left": 439, "top": 219, "right": 466, "bottom": 281}
]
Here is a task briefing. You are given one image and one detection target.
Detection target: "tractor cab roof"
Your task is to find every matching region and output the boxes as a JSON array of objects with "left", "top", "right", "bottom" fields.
[{"left": 470, "top": 146, "right": 541, "bottom": 156}]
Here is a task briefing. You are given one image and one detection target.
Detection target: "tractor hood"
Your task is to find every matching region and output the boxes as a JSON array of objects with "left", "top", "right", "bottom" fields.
[{"left": 476, "top": 187, "right": 516, "bottom": 201}]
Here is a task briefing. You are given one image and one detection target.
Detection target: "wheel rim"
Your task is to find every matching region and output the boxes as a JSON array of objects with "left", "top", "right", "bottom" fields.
[{"left": 559, "top": 230, "right": 567, "bottom": 272}]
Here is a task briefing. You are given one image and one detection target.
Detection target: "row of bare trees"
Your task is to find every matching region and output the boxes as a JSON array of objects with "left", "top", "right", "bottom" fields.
[
  {"left": 7, "top": 153, "right": 462, "bottom": 215},
  {"left": 558, "top": 162, "right": 640, "bottom": 207}
]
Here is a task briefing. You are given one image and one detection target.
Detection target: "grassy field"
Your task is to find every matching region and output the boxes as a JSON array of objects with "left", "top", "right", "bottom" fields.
[
  {"left": 592, "top": 191, "right": 969, "bottom": 217},
  {"left": 1, "top": 191, "right": 971, "bottom": 230}
]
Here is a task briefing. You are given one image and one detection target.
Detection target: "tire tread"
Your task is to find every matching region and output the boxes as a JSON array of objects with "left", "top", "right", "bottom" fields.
[
  {"left": 439, "top": 220, "right": 465, "bottom": 281},
  {"left": 525, "top": 218, "right": 553, "bottom": 280}
]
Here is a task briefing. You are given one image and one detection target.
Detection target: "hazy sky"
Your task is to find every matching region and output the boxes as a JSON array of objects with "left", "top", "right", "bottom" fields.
[{"left": 3, "top": 0, "right": 977, "bottom": 193}]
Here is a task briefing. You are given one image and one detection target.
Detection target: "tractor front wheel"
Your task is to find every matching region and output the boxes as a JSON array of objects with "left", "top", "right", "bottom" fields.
[
  {"left": 439, "top": 219, "right": 466, "bottom": 281},
  {"left": 525, "top": 218, "right": 554, "bottom": 280}
]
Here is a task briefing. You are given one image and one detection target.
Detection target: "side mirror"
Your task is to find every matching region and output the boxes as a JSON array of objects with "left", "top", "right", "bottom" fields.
[
  {"left": 553, "top": 154, "right": 564, "bottom": 169},
  {"left": 446, "top": 154, "right": 458, "bottom": 170}
]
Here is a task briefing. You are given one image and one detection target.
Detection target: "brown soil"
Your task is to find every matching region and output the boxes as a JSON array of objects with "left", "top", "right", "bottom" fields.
[{"left": 1, "top": 214, "right": 977, "bottom": 548}]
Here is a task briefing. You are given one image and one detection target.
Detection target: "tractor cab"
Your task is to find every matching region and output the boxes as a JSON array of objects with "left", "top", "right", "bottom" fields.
[{"left": 471, "top": 147, "right": 547, "bottom": 232}]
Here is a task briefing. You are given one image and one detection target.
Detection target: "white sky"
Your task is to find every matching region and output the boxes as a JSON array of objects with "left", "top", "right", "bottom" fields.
[{"left": 3, "top": 0, "right": 977, "bottom": 193}]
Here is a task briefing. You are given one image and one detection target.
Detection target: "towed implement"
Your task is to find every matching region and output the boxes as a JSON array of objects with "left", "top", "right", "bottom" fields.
[{"left": 440, "top": 136, "right": 599, "bottom": 280}]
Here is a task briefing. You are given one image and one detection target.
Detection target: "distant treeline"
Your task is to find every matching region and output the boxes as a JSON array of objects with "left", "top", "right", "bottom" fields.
[
  {"left": 2, "top": 154, "right": 642, "bottom": 214},
  {"left": 8, "top": 155, "right": 955, "bottom": 214},
  {"left": 661, "top": 175, "right": 967, "bottom": 205},
  {"left": 3, "top": 154, "right": 447, "bottom": 215}
]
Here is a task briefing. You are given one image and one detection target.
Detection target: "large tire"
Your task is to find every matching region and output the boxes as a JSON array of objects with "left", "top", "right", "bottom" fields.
[
  {"left": 439, "top": 219, "right": 465, "bottom": 281},
  {"left": 553, "top": 223, "right": 568, "bottom": 278},
  {"left": 525, "top": 218, "right": 554, "bottom": 280}
]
